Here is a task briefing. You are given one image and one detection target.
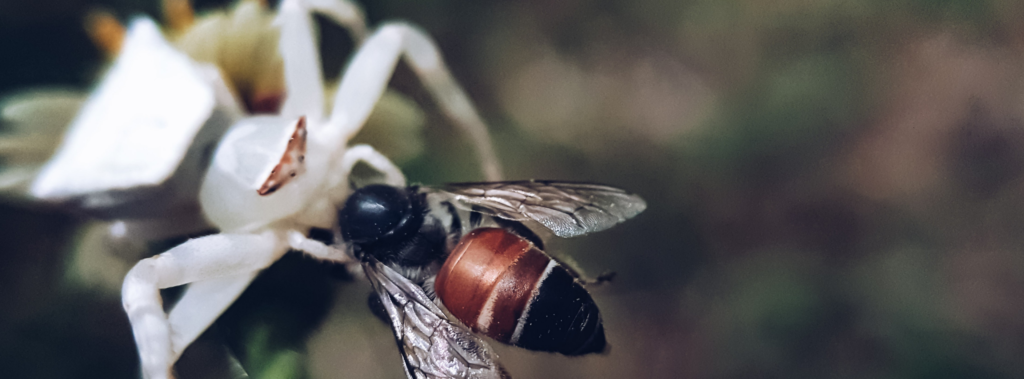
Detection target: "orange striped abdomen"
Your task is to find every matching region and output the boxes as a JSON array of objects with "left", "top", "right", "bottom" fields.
[{"left": 434, "top": 228, "right": 606, "bottom": 355}]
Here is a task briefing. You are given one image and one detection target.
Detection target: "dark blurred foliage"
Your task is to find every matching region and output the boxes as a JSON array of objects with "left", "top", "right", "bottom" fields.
[{"left": 5, "top": 0, "right": 1024, "bottom": 378}]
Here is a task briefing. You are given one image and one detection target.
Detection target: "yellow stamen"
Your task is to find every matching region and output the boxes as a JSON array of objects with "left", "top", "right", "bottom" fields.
[
  {"left": 84, "top": 10, "right": 125, "bottom": 57},
  {"left": 163, "top": 0, "right": 196, "bottom": 33}
]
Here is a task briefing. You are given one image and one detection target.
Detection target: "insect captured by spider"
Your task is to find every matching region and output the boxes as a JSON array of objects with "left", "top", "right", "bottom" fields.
[{"left": 340, "top": 180, "right": 646, "bottom": 378}]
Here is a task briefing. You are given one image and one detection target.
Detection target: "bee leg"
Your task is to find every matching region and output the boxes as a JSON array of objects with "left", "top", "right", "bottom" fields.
[
  {"left": 546, "top": 253, "right": 616, "bottom": 286},
  {"left": 121, "top": 231, "right": 286, "bottom": 379},
  {"left": 323, "top": 22, "right": 501, "bottom": 180}
]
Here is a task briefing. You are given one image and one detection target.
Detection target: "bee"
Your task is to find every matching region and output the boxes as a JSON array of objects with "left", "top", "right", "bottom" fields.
[{"left": 338, "top": 180, "right": 646, "bottom": 378}]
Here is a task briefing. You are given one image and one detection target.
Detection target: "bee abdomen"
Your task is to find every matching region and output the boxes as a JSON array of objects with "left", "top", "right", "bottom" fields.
[{"left": 434, "top": 228, "right": 606, "bottom": 355}]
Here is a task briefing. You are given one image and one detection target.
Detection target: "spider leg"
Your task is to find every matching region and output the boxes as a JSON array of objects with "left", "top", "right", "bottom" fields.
[
  {"left": 337, "top": 144, "right": 406, "bottom": 186},
  {"left": 68, "top": 217, "right": 208, "bottom": 293},
  {"left": 326, "top": 144, "right": 406, "bottom": 205},
  {"left": 277, "top": 0, "right": 325, "bottom": 121},
  {"left": 277, "top": 0, "right": 370, "bottom": 122},
  {"left": 166, "top": 273, "right": 257, "bottom": 359},
  {"left": 286, "top": 229, "right": 353, "bottom": 263},
  {"left": 121, "top": 231, "right": 287, "bottom": 379},
  {"left": 169, "top": 229, "right": 359, "bottom": 363},
  {"left": 324, "top": 22, "right": 502, "bottom": 181}
]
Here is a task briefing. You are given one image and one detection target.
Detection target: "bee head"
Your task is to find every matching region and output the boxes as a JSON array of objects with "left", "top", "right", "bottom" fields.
[{"left": 338, "top": 184, "right": 422, "bottom": 244}]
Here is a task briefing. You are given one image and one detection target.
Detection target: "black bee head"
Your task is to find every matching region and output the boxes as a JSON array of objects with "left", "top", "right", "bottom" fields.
[{"left": 338, "top": 185, "right": 423, "bottom": 245}]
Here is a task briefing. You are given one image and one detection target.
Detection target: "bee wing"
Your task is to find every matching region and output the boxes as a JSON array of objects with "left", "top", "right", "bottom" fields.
[
  {"left": 435, "top": 180, "right": 646, "bottom": 238},
  {"left": 362, "top": 259, "right": 507, "bottom": 379}
]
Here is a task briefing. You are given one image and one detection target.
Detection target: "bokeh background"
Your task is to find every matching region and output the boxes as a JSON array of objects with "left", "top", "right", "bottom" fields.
[{"left": 4, "top": 0, "right": 1024, "bottom": 378}]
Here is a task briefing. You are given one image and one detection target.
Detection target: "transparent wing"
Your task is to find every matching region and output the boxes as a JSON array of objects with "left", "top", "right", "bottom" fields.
[
  {"left": 362, "top": 259, "right": 507, "bottom": 379},
  {"left": 434, "top": 180, "right": 646, "bottom": 238}
]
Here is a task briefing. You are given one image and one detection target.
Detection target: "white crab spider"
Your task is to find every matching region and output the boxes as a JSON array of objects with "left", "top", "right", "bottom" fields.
[{"left": 120, "top": 0, "right": 502, "bottom": 378}]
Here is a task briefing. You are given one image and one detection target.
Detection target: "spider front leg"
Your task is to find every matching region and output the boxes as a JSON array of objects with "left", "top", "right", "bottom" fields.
[
  {"left": 336, "top": 144, "right": 406, "bottom": 186},
  {"left": 122, "top": 231, "right": 287, "bottom": 379},
  {"left": 324, "top": 144, "right": 406, "bottom": 207},
  {"left": 324, "top": 22, "right": 502, "bottom": 181}
]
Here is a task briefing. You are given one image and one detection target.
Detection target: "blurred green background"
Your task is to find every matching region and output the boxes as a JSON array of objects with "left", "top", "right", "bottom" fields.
[{"left": 4, "top": 0, "right": 1024, "bottom": 378}]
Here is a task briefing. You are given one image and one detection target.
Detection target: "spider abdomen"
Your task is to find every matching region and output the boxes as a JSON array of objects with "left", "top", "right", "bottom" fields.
[{"left": 434, "top": 228, "right": 606, "bottom": 355}]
